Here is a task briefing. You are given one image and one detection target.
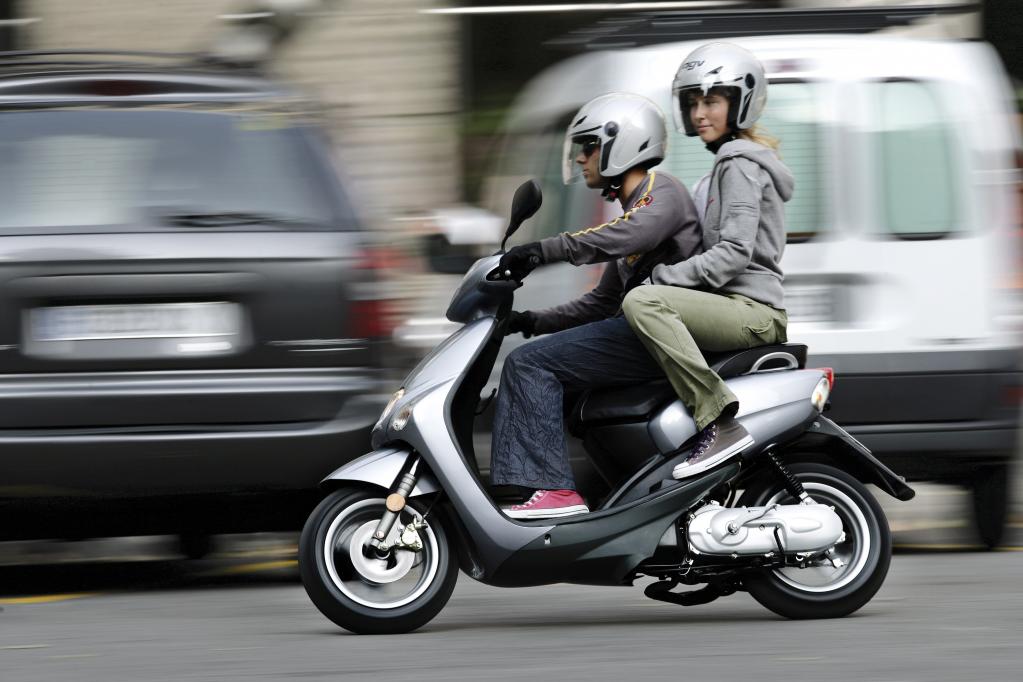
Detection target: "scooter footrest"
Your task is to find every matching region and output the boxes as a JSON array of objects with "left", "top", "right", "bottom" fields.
[{"left": 644, "top": 581, "right": 724, "bottom": 607}]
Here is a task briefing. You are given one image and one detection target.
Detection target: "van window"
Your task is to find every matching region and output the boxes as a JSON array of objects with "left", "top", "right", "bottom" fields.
[
  {"left": 659, "top": 81, "right": 826, "bottom": 241},
  {"left": 872, "top": 80, "right": 961, "bottom": 238}
]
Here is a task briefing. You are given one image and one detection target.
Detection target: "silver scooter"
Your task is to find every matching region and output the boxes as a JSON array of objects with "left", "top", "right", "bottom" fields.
[{"left": 299, "top": 180, "right": 915, "bottom": 634}]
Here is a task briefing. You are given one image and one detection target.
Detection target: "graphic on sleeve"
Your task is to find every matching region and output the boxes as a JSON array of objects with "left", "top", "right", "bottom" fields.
[{"left": 566, "top": 173, "right": 657, "bottom": 238}]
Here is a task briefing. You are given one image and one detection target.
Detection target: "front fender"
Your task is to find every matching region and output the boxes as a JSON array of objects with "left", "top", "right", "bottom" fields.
[{"left": 321, "top": 446, "right": 441, "bottom": 497}]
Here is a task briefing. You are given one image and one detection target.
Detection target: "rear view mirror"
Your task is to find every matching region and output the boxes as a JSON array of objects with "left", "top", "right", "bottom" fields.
[{"left": 501, "top": 180, "right": 543, "bottom": 251}]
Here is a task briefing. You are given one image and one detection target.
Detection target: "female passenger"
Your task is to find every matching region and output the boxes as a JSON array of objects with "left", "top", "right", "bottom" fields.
[{"left": 622, "top": 42, "right": 794, "bottom": 480}]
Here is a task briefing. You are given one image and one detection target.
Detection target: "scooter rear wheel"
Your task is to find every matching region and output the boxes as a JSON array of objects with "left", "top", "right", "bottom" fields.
[
  {"left": 299, "top": 487, "right": 457, "bottom": 634},
  {"left": 738, "top": 462, "right": 891, "bottom": 619}
]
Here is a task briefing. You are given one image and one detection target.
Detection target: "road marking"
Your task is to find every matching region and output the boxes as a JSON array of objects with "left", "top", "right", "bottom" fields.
[
  {"left": 0, "top": 593, "right": 94, "bottom": 605},
  {"left": 890, "top": 520, "right": 967, "bottom": 532},
  {"left": 201, "top": 559, "right": 298, "bottom": 576},
  {"left": 221, "top": 546, "right": 298, "bottom": 559},
  {"left": 774, "top": 657, "right": 824, "bottom": 662},
  {"left": 2, "top": 644, "right": 49, "bottom": 650},
  {"left": 895, "top": 543, "right": 1023, "bottom": 552}
]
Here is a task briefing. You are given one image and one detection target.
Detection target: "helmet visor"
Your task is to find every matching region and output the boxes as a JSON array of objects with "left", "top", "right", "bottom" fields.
[
  {"left": 562, "top": 135, "right": 600, "bottom": 185},
  {"left": 672, "top": 86, "right": 696, "bottom": 134}
]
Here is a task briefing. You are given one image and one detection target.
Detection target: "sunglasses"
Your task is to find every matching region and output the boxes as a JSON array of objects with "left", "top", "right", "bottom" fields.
[{"left": 579, "top": 139, "right": 600, "bottom": 157}]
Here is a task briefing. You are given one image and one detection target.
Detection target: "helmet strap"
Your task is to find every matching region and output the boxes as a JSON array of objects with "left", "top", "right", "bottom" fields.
[{"left": 601, "top": 176, "right": 624, "bottom": 202}]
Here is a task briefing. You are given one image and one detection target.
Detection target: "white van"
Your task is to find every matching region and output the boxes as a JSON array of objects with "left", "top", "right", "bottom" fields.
[{"left": 405, "top": 34, "right": 1022, "bottom": 547}]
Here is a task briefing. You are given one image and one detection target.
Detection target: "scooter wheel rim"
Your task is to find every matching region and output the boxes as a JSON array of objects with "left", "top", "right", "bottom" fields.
[
  {"left": 322, "top": 498, "right": 441, "bottom": 609},
  {"left": 766, "top": 482, "right": 872, "bottom": 593}
]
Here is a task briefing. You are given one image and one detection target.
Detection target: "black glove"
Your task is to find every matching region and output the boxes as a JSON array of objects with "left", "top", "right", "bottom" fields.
[
  {"left": 499, "top": 242, "right": 544, "bottom": 278},
  {"left": 506, "top": 310, "right": 537, "bottom": 338}
]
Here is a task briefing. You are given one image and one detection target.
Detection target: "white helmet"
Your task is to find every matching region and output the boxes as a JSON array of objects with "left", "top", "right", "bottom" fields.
[
  {"left": 562, "top": 92, "right": 667, "bottom": 185},
  {"left": 672, "top": 42, "right": 767, "bottom": 137}
]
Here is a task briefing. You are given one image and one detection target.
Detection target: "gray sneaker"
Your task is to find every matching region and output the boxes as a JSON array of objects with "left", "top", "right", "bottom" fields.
[{"left": 672, "top": 418, "right": 754, "bottom": 479}]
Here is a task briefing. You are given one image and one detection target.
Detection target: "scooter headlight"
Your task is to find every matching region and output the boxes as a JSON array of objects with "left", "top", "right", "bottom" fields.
[
  {"left": 375, "top": 388, "right": 405, "bottom": 431},
  {"left": 391, "top": 403, "right": 414, "bottom": 432}
]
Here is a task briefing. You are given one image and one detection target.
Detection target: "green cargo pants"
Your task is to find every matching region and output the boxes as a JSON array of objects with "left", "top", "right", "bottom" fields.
[{"left": 621, "top": 285, "right": 788, "bottom": 430}]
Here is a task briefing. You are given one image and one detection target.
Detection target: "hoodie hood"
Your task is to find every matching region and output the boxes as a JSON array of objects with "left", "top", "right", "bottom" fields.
[{"left": 714, "top": 138, "right": 795, "bottom": 202}]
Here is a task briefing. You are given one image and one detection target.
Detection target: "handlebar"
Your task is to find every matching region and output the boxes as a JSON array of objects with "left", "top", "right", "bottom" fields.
[{"left": 485, "top": 252, "right": 540, "bottom": 284}]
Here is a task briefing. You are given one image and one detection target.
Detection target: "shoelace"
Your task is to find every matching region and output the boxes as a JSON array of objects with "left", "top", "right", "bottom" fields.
[
  {"left": 689, "top": 424, "right": 718, "bottom": 460},
  {"left": 518, "top": 490, "right": 546, "bottom": 508}
]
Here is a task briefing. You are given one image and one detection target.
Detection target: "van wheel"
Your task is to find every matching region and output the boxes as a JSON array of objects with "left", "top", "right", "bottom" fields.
[
  {"left": 178, "top": 533, "right": 213, "bottom": 560},
  {"left": 972, "top": 463, "right": 1010, "bottom": 550}
]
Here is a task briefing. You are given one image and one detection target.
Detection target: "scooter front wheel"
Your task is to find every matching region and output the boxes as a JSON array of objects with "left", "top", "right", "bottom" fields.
[{"left": 299, "top": 487, "right": 457, "bottom": 634}]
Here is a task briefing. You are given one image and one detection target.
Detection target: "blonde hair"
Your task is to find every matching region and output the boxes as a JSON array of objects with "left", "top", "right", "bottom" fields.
[{"left": 737, "top": 124, "right": 780, "bottom": 152}]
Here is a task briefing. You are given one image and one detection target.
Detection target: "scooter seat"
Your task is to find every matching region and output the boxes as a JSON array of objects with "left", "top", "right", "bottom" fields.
[{"left": 570, "top": 343, "right": 808, "bottom": 428}]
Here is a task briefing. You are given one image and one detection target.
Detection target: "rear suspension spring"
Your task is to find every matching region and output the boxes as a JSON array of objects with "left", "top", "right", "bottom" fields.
[{"left": 766, "top": 451, "right": 809, "bottom": 503}]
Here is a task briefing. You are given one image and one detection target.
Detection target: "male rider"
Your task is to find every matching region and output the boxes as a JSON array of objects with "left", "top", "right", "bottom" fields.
[{"left": 492, "top": 92, "right": 702, "bottom": 519}]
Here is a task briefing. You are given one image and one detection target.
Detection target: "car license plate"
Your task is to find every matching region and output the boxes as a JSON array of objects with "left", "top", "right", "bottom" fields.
[{"left": 25, "top": 302, "right": 245, "bottom": 359}]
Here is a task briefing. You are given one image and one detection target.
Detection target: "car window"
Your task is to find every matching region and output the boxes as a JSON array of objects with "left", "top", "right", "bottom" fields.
[
  {"left": 0, "top": 109, "right": 350, "bottom": 232},
  {"left": 659, "top": 81, "right": 827, "bottom": 242},
  {"left": 870, "top": 80, "right": 962, "bottom": 238}
]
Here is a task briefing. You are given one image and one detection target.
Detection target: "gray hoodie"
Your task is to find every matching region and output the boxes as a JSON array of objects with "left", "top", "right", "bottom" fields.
[{"left": 650, "top": 138, "right": 794, "bottom": 309}]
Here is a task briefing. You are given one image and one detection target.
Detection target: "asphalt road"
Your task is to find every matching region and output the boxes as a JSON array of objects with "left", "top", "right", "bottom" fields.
[{"left": 1, "top": 509, "right": 1021, "bottom": 682}]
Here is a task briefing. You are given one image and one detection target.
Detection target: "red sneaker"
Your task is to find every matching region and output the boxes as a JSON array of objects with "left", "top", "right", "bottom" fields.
[{"left": 504, "top": 489, "right": 589, "bottom": 520}]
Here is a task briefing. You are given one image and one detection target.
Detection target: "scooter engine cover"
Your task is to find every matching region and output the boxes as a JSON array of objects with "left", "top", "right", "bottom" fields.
[{"left": 687, "top": 502, "right": 843, "bottom": 556}]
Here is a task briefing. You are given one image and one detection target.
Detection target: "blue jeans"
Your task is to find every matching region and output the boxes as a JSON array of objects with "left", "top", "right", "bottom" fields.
[{"left": 490, "top": 316, "right": 666, "bottom": 491}]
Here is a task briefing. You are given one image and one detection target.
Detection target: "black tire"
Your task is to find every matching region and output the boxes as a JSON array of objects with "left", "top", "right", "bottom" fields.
[
  {"left": 972, "top": 463, "right": 1010, "bottom": 550},
  {"left": 299, "top": 487, "right": 457, "bottom": 635},
  {"left": 178, "top": 533, "right": 213, "bottom": 560},
  {"left": 737, "top": 462, "right": 891, "bottom": 620}
]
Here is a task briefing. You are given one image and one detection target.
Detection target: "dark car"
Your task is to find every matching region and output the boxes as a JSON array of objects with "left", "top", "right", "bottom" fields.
[{"left": 0, "top": 51, "right": 394, "bottom": 550}]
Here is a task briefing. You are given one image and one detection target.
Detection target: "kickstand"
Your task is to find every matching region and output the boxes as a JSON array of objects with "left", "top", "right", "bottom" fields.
[{"left": 644, "top": 579, "right": 736, "bottom": 607}]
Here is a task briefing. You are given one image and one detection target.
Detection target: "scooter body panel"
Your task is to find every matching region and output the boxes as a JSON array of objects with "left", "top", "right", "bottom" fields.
[
  {"left": 487, "top": 464, "right": 739, "bottom": 587},
  {"left": 648, "top": 370, "right": 824, "bottom": 453}
]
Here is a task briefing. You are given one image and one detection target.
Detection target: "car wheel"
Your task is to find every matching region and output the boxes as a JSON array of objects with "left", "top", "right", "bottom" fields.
[{"left": 972, "top": 463, "right": 1011, "bottom": 550}]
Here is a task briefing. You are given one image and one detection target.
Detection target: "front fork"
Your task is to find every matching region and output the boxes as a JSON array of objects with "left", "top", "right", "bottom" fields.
[{"left": 370, "top": 454, "right": 428, "bottom": 552}]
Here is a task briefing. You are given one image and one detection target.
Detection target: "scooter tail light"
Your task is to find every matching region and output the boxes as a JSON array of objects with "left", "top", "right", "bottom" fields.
[
  {"left": 811, "top": 367, "right": 835, "bottom": 391},
  {"left": 810, "top": 372, "right": 832, "bottom": 413}
]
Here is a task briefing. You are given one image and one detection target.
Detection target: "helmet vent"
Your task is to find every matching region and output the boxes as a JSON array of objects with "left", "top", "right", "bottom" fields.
[
  {"left": 600, "top": 137, "right": 616, "bottom": 173},
  {"left": 575, "top": 115, "right": 587, "bottom": 126},
  {"left": 739, "top": 92, "right": 752, "bottom": 124},
  {"left": 638, "top": 139, "right": 650, "bottom": 152}
]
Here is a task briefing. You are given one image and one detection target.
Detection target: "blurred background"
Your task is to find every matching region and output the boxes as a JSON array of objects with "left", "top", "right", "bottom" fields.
[
  {"left": 0, "top": 2, "right": 1021, "bottom": 670},
  {"left": 1, "top": 2, "right": 1023, "bottom": 678}
]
